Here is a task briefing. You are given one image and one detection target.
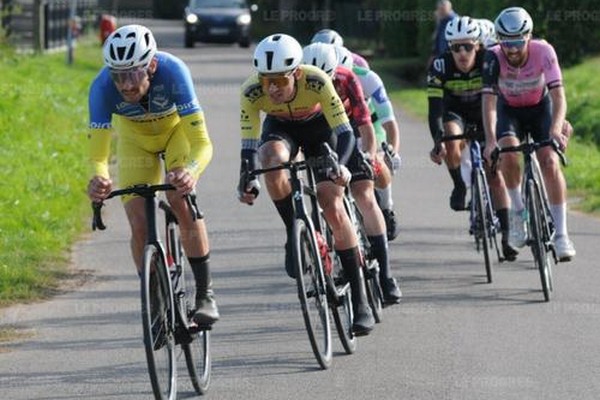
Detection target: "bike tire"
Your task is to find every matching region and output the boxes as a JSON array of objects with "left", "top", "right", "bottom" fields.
[
  {"left": 329, "top": 275, "right": 357, "bottom": 354},
  {"left": 527, "top": 180, "right": 553, "bottom": 302},
  {"left": 364, "top": 262, "right": 383, "bottom": 323},
  {"left": 293, "top": 218, "right": 332, "bottom": 369},
  {"left": 474, "top": 169, "right": 493, "bottom": 283},
  {"left": 141, "top": 244, "right": 177, "bottom": 400},
  {"left": 183, "top": 329, "right": 211, "bottom": 395}
]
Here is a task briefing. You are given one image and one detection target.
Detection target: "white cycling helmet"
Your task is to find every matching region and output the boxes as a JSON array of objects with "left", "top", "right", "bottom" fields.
[
  {"left": 336, "top": 46, "right": 353, "bottom": 69},
  {"left": 311, "top": 29, "right": 344, "bottom": 47},
  {"left": 445, "top": 16, "right": 481, "bottom": 42},
  {"left": 477, "top": 18, "right": 497, "bottom": 47},
  {"left": 103, "top": 24, "right": 157, "bottom": 70},
  {"left": 253, "top": 33, "right": 303, "bottom": 73},
  {"left": 302, "top": 43, "right": 338, "bottom": 77},
  {"left": 495, "top": 7, "right": 533, "bottom": 38}
]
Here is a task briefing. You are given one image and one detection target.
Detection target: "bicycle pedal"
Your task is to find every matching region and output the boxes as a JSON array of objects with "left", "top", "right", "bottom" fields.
[{"left": 189, "top": 322, "right": 212, "bottom": 332}]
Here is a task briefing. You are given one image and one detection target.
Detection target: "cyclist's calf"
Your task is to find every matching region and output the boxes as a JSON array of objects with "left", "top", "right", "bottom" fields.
[{"left": 318, "top": 183, "right": 358, "bottom": 249}]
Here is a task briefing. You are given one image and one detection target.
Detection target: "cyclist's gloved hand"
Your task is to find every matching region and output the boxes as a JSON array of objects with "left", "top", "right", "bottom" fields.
[
  {"left": 88, "top": 176, "right": 113, "bottom": 203},
  {"left": 430, "top": 142, "right": 446, "bottom": 165},
  {"left": 237, "top": 176, "right": 260, "bottom": 205},
  {"left": 391, "top": 152, "right": 402, "bottom": 171},
  {"left": 329, "top": 164, "right": 351, "bottom": 186}
]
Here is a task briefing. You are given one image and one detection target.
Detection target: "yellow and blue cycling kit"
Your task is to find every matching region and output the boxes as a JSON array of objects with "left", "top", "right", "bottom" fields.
[{"left": 88, "top": 51, "right": 212, "bottom": 199}]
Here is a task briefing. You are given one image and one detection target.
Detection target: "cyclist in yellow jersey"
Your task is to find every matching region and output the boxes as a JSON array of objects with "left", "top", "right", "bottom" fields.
[
  {"left": 87, "top": 25, "right": 219, "bottom": 325},
  {"left": 237, "top": 34, "right": 375, "bottom": 335}
]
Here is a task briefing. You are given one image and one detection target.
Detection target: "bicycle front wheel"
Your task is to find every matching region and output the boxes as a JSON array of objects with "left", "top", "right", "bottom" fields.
[
  {"left": 141, "top": 244, "right": 177, "bottom": 400},
  {"left": 527, "top": 180, "right": 553, "bottom": 302},
  {"left": 293, "top": 218, "right": 332, "bottom": 369},
  {"left": 328, "top": 272, "right": 356, "bottom": 354},
  {"left": 183, "top": 328, "right": 211, "bottom": 395},
  {"left": 474, "top": 169, "right": 493, "bottom": 283}
]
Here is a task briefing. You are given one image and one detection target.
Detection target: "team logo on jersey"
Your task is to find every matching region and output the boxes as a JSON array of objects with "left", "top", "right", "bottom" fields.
[
  {"left": 244, "top": 83, "right": 263, "bottom": 103},
  {"left": 306, "top": 76, "right": 326, "bottom": 93},
  {"left": 433, "top": 58, "right": 445, "bottom": 74}
]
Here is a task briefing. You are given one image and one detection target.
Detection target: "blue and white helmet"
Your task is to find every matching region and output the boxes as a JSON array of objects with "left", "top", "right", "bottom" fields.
[
  {"left": 311, "top": 29, "right": 344, "bottom": 47},
  {"left": 495, "top": 7, "right": 533, "bottom": 38}
]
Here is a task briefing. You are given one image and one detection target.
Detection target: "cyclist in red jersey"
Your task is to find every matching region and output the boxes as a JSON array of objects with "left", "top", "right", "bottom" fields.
[{"left": 303, "top": 43, "right": 402, "bottom": 304}]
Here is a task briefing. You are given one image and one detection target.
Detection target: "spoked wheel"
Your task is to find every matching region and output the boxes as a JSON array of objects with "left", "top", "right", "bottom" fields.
[
  {"left": 363, "top": 262, "right": 383, "bottom": 323},
  {"left": 328, "top": 273, "right": 356, "bottom": 354},
  {"left": 183, "top": 328, "right": 211, "bottom": 395},
  {"left": 527, "top": 180, "right": 553, "bottom": 302},
  {"left": 474, "top": 169, "right": 493, "bottom": 283},
  {"left": 141, "top": 245, "right": 177, "bottom": 400},
  {"left": 293, "top": 218, "right": 332, "bottom": 369}
]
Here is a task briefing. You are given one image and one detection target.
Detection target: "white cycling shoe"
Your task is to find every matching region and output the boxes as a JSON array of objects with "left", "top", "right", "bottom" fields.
[
  {"left": 509, "top": 209, "right": 528, "bottom": 248},
  {"left": 554, "top": 235, "right": 576, "bottom": 262}
]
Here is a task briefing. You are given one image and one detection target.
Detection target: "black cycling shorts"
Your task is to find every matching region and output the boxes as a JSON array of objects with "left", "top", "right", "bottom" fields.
[
  {"left": 496, "top": 95, "right": 552, "bottom": 142},
  {"left": 443, "top": 107, "right": 485, "bottom": 142},
  {"left": 260, "top": 114, "right": 336, "bottom": 182}
]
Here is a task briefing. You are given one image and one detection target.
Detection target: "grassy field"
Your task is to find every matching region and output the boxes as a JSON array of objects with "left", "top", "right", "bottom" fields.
[
  {"left": 0, "top": 40, "right": 104, "bottom": 305},
  {"left": 373, "top": 57, "right": 600, "bottom": 215}
]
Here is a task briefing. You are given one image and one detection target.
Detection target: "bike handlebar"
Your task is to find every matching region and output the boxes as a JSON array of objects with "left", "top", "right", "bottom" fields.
[
  {"left": 490, "top": 139, "right": 567, "bottom": 174},
  {"left": 92, "top": 184, "right": 201, "bottom": 231}
]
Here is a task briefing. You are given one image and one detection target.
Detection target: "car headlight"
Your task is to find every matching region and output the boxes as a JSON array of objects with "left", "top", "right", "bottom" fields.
[
  {"left": 237, "top": 14, "right": 251, "bottom": 25},
  {"left": 186, "top": 14, "right": 199, "bottom": 24}
]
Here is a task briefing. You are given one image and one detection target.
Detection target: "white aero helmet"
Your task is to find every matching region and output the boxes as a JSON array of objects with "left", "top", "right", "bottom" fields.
[
  {"left": 336, "top": 46, "right": 353, "bottom": 69},
  {"left": 494, "top": 7, "right": 533, "bottom": 38},
  {"left": 302, "top": 43, "right": 338, "bottom": 77},
  {"left": 445, "top": 16, "right": 481, "bottom": 42},
  {"left": 311, "top": 29, "right": 344, "bottom": 47},
  {"left": 477, "top": 18, "right": 497, "bottom": 47},
  {"left": 253, "top": 34, "right": 303, "bottom": 73},
  {"left": 103, "top": 24, "right": 157, "bottom": 70}
]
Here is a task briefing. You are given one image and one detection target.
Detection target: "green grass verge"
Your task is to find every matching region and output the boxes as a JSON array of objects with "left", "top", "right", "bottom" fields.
[
  {"left": 373, "top": 57, "right": 600, "bottom": 215},
  {"left": 0, "top": 39, "right": 103, "bottom": 305}
]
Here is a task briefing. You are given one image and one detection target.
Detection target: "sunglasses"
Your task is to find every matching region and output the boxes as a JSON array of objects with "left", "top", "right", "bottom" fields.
[
  {"left": 259, "top": 70, "right": 295, "bottom": 90},
  {"left": 499, "top": 38, "right": 527, "bottom": 49},
  {"left": 109, "top": 67, "right": 148, "bottom": 86},
  {"left": 450, "top": 43, "right": 476, "bottom": 53}
]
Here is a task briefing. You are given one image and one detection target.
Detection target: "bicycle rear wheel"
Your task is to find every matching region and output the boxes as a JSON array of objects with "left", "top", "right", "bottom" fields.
[
  {"left": 293, "top": 218, "right": 332, "bottom": 369},
  {"left": 527, "top": 180, "right": 553, "bottom": 302},
  {"left": 474, "top": 169, "right": 493, "bottom": 283},
  {"left": 141, "top": 244, "right": 177, "bottom": 400}
]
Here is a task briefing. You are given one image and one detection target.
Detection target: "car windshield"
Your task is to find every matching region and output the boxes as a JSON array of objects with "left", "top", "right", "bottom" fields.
[{"left": 190, "top": 0, "right": 246, "bottom": 8}]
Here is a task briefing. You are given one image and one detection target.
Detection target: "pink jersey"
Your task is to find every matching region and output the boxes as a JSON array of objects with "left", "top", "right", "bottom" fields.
[{"left": 482, "top": 40, "right": 563, "bottom": 108}]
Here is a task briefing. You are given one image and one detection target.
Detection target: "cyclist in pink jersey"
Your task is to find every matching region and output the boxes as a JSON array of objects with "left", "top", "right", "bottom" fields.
[
  {"left": 482, "top": 7, "right": 575, "bottom": 261},
  {"left": 303, "top": 43, "right": 402, "bottom": 304}
]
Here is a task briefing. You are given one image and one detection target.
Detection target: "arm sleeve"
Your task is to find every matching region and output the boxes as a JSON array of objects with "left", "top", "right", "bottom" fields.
[
  {"left": 180, "top": 111, "right": 212, "bottom": 178},
  {"left": 481, "top": 50, "right": 500, "bottom": 95},
  {"left": 426, "top": 59, "right": 445, "bottom": 143},
  {"left": 88, "top": 128, "right": 112, "bottom": 178},
  {"left": 364, "top": 71, "right": 396, "bottom": 124}
]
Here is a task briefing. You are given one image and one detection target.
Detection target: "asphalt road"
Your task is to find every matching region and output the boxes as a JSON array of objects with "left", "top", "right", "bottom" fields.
[{"left": 1, "top": 20, "right": 600, "bottom": 400}]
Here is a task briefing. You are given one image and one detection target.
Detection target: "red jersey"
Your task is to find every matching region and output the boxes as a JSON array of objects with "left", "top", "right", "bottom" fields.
[{"left": 332, "top": 66, "right": 371, "bottom": 127}]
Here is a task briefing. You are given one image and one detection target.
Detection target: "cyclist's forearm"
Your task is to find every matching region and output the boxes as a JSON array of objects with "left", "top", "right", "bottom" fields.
[
  {"left": 428, "top": 97, "right": 444, "bottom": 143},
  {"left": 181, "top": 112, "right": 213, "bottom": 177},
  {"left": 357, "top": 123, "right": 377, "bottom": 157},
  {"left": 382, "top": 120, "right": 399, "bottom": 154},
  {"left": 549, "top": 87, "right": 567, "bottom": 136},
  {"left": 482, "top": 94, "right": 498, "bottom": 145},
  {"left": 88, "top": 128, "right": 112, "bottom": 178}
]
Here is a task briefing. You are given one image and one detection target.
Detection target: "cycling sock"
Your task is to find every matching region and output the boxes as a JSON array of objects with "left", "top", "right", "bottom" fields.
[
  {"left": 336, "top": 246, "right": 361, "bottom": 271},
  {"left": 448, "top": 167, "right": 465, "bottom": 189},
  {"left": 273, "top": 194, "right": 294, "bottom": 231},
  {"left": 189, "top": 254, "right": 211, "bottom": 293},
  {"left": 496, "top": 208, "right": 510, "bottom": 237},
  {"left": 549, "top": 203, "right": 568, "bottom": 237},
  {"left": 375, "top": 185, "right": 393, "bottom": 210},
  {"left": 508, "top": 188, "right": 525, "bottom": 212},
  {"left": 368, "top": 235, "right": 390, "bottom": 280}
]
